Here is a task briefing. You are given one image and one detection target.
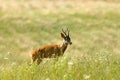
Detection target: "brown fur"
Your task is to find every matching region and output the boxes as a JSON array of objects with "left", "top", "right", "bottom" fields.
[
  {"left": 31, "top": 29, "right": 72, "bottom": 65},
  {"left": 31, "top": 43, "right": 68, "bottom": 64}
]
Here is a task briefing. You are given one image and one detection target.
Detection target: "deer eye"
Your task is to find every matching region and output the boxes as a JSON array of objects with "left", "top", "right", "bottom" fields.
[{"left": 65, "top": 37, "right": 70, "bottom": 41}]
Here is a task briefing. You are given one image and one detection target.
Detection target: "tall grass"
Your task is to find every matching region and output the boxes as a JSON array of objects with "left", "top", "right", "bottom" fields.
[{"left": 0, "top": 51, "right": 120, "bottom": 80}]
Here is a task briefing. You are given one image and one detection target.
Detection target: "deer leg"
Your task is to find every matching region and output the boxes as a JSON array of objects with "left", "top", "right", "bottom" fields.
[
  {"left": 30, "top": 55, "right": 37, "bottom": 64},
  {"left": 37, "top": 58, "right": 42, "bottom": 65}
]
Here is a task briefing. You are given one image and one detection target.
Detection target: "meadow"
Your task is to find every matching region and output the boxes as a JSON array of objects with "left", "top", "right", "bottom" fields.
[{"left": 0, "top": 0, "right": 120, "bottom": 80}]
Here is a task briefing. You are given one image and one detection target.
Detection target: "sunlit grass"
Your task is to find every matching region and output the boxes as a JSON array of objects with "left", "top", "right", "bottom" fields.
[{"left": 0, "top": 51, "right": 120, "bottom": 80}]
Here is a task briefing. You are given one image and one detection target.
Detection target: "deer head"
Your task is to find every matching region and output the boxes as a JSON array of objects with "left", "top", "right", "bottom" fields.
[{"left": 61, "top": 28, "right": 72, "bottom": 45}]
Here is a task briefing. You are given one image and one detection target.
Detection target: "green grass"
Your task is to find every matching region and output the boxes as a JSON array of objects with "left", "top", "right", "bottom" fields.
[
  {"left": 0, "top": 0, "right": 120, "bottom": 80},
  {"left": 0, "top": 52, "right": 120, "bottom": 80}
]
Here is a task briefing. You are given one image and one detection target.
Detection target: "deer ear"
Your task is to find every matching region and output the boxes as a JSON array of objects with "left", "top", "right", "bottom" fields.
[{"left": 61, "top": 33, "right": 65, "bottom": 38}]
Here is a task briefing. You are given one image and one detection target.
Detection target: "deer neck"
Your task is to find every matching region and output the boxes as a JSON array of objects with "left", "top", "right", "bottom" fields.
[{"left": 61, "top": 42, "right": 68, "bottom": 54}]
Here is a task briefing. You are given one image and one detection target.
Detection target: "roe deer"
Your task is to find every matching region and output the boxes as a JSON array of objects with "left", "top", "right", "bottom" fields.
[{"left": 31, "top": 28, "right": 72, "bottom": 65}]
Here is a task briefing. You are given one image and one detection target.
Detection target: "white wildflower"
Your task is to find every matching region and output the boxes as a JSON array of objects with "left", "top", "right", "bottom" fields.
[
  {"left": 45, "top": 78, "right": 50, "bottom": 80},
  {"left": 68, "top": 61, "right": 73, "bottom": 66},
  {"left": 99, "top": 57, "right": 102, "bottom": 61},
  {"left": 11, "top": 62, "right": 16, "bottom": 66},
  {"left": 63, "top": 56, "right": 67, "bottom": 60},
  {"left": 7, "top": 52, "right": 11, "bottom": 55},
  {"left": 94, "top": 59, "right": 98, "bottom": 63},
  {"left": 83, "top": 74, "right": 91, "bottom": 79},
  {"left": 0, "top": 67, "right": 5, "bottom": 71},
  {"left": 63, "top": 74, "right": 67, "bottom": 78},
  {"left": 4, "top": 57, "right": 9, "bottom": 60}
]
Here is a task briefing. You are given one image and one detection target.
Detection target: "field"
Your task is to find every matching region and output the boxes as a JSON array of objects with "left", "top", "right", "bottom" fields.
[{"left": 0, "top": 0, "right": 120, "bottom": 80}]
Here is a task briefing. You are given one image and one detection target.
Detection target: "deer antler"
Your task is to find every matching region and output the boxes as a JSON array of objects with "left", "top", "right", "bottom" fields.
[
  {"left": 67, "top": 28, "right": 70, "bottom": 36},
  {"left": 62, "top": 28, "right": 67, "bottom": 36}
]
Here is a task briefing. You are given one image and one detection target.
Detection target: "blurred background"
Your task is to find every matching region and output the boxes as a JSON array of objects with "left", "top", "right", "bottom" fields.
[{"left": 0, "top": 0, "right": 120, "bottom": 64}]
